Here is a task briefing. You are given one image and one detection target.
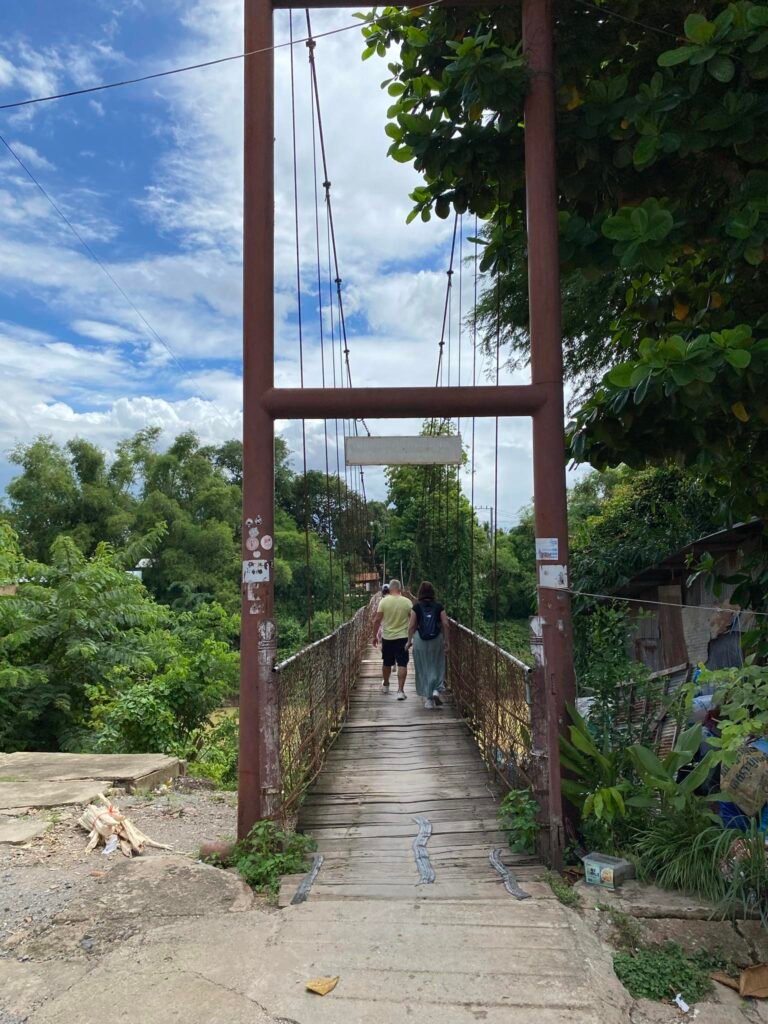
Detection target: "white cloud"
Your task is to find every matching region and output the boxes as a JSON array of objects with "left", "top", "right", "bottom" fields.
[
  {"left": 8, "top": 140, "right": 55, "bottom": 171},
  {"left": 71, "top": 319, "right": 140, "bottom": 344}
]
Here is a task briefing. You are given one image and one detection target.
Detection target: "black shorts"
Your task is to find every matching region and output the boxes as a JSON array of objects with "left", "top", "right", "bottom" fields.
[{"left": 382, "top": 637, "right": 409, "bottom": 668}]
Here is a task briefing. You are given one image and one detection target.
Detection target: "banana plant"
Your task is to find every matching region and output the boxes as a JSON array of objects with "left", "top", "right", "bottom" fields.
[
  {"left": 559, "top": 704, "right": 632, "bottom": 823},
  {"left": 628, "top": 724, "right": 722, "bottom": 815}
]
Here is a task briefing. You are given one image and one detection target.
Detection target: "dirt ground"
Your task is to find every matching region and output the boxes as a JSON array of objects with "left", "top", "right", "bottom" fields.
[{"left": 0, "top": 781, "right": 237, "bottom": 963}]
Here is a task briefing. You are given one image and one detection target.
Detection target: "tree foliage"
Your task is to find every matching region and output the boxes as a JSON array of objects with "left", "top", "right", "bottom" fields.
[{"left": 366, "top": 1, "right": 768, "bottom": 514}]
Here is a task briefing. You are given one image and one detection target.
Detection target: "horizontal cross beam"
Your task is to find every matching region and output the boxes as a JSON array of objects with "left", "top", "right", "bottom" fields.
[
  {"left": 261, "top": 384, "right": 547, "bottom": 420},
  {"left": 272, "top": 1, "right": 505, "bottom": 7}
]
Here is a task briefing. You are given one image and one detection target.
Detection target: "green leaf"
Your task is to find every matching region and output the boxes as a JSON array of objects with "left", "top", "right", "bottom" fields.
[
  {"left": 684, "top": 13, "right": 715, "bottom": 44},
  {"left": 748, "top": 6, "right": 768, "bottom": 27},
  {"left": 658, "top": 46, "right": 697, "bottom": 66},
  {"left": 607, "top": 363, "right": 635, "bottom": 388},
  {"left": 633, "top": 136, "right": 658, "bottom": 167},
  {"left": 633, "top": 374, "right": 652, "bottom": 403},
  {"left": 630, "top": 743, "right": 668, "bottom": 781},
  {"left": 724, "top": 348, "right": 752, "bottom": 369},
  {"left": 708, "top": 54, "right": 736, "bottom": 82}
]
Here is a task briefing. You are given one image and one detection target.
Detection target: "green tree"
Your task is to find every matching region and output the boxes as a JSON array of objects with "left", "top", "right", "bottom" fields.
[
  {"left": 0, "top": 523, "right": 167, "bottom": 750},
  {"left": 365, "top": 1, "right": 768, "bottom": 516}
]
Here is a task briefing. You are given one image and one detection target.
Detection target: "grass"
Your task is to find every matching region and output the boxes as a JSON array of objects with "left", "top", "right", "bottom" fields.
[{"left": 543, "top": 870, "right": 582, "bottom": 909}]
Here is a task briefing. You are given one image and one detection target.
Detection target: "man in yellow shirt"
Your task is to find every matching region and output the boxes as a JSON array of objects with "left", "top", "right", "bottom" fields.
[{"left": 372, "top": 579, "right": 412, "bottom": 700}]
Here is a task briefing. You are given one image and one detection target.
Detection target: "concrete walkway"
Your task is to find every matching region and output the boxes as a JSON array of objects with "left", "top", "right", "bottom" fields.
[{"left": 2, "top": 659, "right": 635, "bottom": 1023}]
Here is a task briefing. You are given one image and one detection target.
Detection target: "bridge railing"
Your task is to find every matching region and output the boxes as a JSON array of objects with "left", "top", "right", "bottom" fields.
[
  {"left": 275, "top": 596, "right": 377, "bottom": 815},
  {"left": 446, "top": 620, "right": 535, "bottom": 792}
]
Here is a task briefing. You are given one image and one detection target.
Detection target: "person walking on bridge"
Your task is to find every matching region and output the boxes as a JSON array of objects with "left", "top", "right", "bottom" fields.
[
  {"left": 372, "top": 579, "right": 412, "bottom": 700},
  {"left": 407, "top": 581, "right": 449, "bottom": 710}
]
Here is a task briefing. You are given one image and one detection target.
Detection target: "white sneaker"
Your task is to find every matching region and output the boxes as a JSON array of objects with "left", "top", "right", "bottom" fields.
[
  {"left": 382, "top": 682, "right": 390, "bottom": 693},
  {"left": 424, "top": 699, "right": 435, "bottom": 709},
  {"left": 432, "top": 692, "right": 443, "bottom": 708},
  {"left": 396, "top": 690, "right": 407, "bottom": 701}
]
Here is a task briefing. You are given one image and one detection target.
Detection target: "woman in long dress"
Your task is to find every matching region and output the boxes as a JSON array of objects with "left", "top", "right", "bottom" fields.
[{"left": 407, "top": 581, "right": 450, "bottom": 710}]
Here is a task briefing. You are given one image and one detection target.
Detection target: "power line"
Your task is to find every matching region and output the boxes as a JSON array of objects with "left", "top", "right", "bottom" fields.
[
  {"left": 543, "top": 586, "right": 768, "bottom": 618},
  {"left": 0, "top": 5, "right": 445, "bottom": 114},
  {"left": 0, "top": 132, "right": 191, "bottom": 381},
  {"left": 571, "top": 0, "right": 681, "bottom": 41}
]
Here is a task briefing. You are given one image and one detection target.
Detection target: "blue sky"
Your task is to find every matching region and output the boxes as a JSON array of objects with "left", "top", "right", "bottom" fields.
[{"left": 0, "top": 0, "right": 539, "bottom": 525}]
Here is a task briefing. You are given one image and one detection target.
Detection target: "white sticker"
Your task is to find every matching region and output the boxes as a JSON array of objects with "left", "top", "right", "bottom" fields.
[
  {"left": 243, "top": 559, "right": 270, "bottom": 583},
  {"left": 261, "top": 534, "right": 273, "bottom": 551},
  {"left": 536, "top": 537, "right": 559, "bottom": 561},
  {"left": 538, "top": 564, "right": 568, "bottom": 590}
]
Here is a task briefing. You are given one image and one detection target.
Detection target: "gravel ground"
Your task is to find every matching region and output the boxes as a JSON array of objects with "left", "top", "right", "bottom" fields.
[{"left": 0, "top": 783, "right": 237, "bottom": 959}]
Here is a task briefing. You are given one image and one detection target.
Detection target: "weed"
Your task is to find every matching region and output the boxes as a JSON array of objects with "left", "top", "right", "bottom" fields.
[
  {"left": 597, "top": 904, "right": 643, "bottom": 950},
  {"left": 229, "top": 820, "right": 315, "bottom": 895},
  {"left": 613, "top": 943, "right": 713, "bottom": 1003},
  {"left": 498, "top": 789, "right": 539, "bottom": 854},
  {"left": 543, "top": 870, "right": 582, "bottom": 909}
]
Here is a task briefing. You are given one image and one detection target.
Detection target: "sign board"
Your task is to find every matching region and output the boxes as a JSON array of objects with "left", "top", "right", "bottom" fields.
[
  {"left": 535, "top": 537, "right": 559, "bottom": 561},
  {"left": 345, "top": 435, "right": 462, "bottom": 466}
]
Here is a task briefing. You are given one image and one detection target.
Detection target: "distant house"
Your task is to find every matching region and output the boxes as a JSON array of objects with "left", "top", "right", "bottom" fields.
[
  {"left": 580, "top": 521, "right": 765, "bottom": 754},
  {"left": 353, "top": 571, "right": 381, "bottom": 593},
  {"left": 613, "top": 521, "right": 763, "bottom": 675}
]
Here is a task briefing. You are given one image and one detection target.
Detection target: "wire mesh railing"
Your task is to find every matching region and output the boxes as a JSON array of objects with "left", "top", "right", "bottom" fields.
[
  {"left": 275, "top": 596, "right": 376, "bottom": 814},
  {"left": 446, "top": 619, "right": 534, "bottom": 791}
]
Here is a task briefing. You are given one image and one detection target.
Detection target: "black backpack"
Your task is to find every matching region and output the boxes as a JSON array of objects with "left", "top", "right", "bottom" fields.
[{"left": 417, "top": 602, "right": 441, "bottom": 642}]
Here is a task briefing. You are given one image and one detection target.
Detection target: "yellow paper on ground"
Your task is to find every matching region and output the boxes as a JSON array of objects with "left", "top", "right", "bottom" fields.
[{"left": 306, "top": 976, "right": 340, "bottom": 996}]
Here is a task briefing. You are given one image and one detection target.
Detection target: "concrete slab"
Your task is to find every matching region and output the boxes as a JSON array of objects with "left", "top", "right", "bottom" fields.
[
  {"left": 0, "top": 751, "right": 183, "bottom": 791},
  {"left": 0, "top": 959, "right": 90, "bottom": 1021},
  {"left": 577, "top": 879, "right": 717, "bottom": 920},
  {"left": 0, "top": 780, "right": 112, "bottom": 812},
  {"left": 0, "top": 815, "right": 50, "bottom": 844},
  {"left": 638, "top": 918, "right": 753, "bottom": 968}
]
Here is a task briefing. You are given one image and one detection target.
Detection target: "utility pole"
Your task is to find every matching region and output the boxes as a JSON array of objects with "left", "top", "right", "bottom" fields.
[
  {"left": 239, "top": 0, "right": 280, "bottom": 838},
  {"left": 523, "top": 0, "right": 575, "bottom": 867}
]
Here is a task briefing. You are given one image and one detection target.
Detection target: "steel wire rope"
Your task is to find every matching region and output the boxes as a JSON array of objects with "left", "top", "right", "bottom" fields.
[
  {"left": 469, "top": 216, "right": 479, "bottom": 630},
  {"left": 453, "top": 215, "right": 464, "bottom": 618},
  {"left": 325, "top": 199, "right": 347, "bottom": 619},
  {"left": 289, "top": 12, "right": 315, "bottom": 644},
  {"left": 308, "top": 36, "right": 337, "bottom": 630},
  {"left": 492, "top": 251, "right": 502, "bottom": 760},
  {"left": 305, "top": 11, "right": 370, "bottom": 601}
]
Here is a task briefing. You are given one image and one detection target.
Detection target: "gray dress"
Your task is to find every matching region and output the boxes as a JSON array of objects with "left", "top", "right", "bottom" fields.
[{"left": 412, "top": 601, "right": 446, "bottom": 699}]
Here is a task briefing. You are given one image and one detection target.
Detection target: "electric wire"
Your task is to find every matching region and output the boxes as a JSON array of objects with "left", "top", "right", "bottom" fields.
[
  {"left": 0, "top": 4, "right": 448, "bottom": 113},
  {"left": 0, "top": 132, "right": 197, "bottom": 389}
]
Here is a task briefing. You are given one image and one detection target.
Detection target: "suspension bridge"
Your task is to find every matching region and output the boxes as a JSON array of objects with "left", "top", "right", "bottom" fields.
[
  {"left": 239, "top": 0, "right": 575, "bottom": 877},
  {"left": 226, "top": 6, "right": 612, "bottom": 1013}
]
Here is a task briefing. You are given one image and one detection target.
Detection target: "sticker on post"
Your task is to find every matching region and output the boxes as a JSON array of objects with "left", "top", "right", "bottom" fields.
[
  {"left": 535, "top": 537, "right": 559, "bottom": 561},
  {"left": 538, "top": 564, "right": 568, "bottom": 590},
  {"left": 243, "top": 559, "right": 270, "bottom": 583}
]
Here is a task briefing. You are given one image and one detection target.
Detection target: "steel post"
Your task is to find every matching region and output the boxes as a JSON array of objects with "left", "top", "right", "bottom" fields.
[
  {"left": 523, "top": 0, "right": 575, "bottom": 868},
  {"left": 239, "top": 0, "right": 280, "bottom": 839}
]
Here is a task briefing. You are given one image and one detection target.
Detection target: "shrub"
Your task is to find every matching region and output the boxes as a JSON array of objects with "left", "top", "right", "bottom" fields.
[
  {"left": 613, "top": 943, "right": 712, "bottom": 1003},
  {"left": 229, "top": 820, "right": 315, "bottom": 895},
  {"left": 498, "top": 789, "right": 539, "bottom": 854}
]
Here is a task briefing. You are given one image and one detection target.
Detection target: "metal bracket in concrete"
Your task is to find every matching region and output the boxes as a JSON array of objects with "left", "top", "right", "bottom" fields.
[
  {"left": 489, "top": 848, "right": 531, "bottom": 900},
  {"left": 412, "top": 816, "right": 435, "bottom": 884},
  {"left": 290, "top": 853, "right": 324, "bottom": 905}
]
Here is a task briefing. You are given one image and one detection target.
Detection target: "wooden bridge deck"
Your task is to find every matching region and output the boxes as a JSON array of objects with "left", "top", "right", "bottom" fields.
[{"left": 279, "top": 647, "right": 547, "bottom": 904}]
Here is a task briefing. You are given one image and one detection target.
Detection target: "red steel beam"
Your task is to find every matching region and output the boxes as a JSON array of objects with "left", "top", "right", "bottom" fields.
[
  {"left": 262, "top": 384, "right": 547, "bottom": 420},
  {"left": 240, "top": 0, "right": 281, "bottom": 840},
  {"left": 524, "top": 0, "right": 575, "bottom": 870},
  {"left": 273, "top": 0, "right": 507, "bottom": 6}
]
